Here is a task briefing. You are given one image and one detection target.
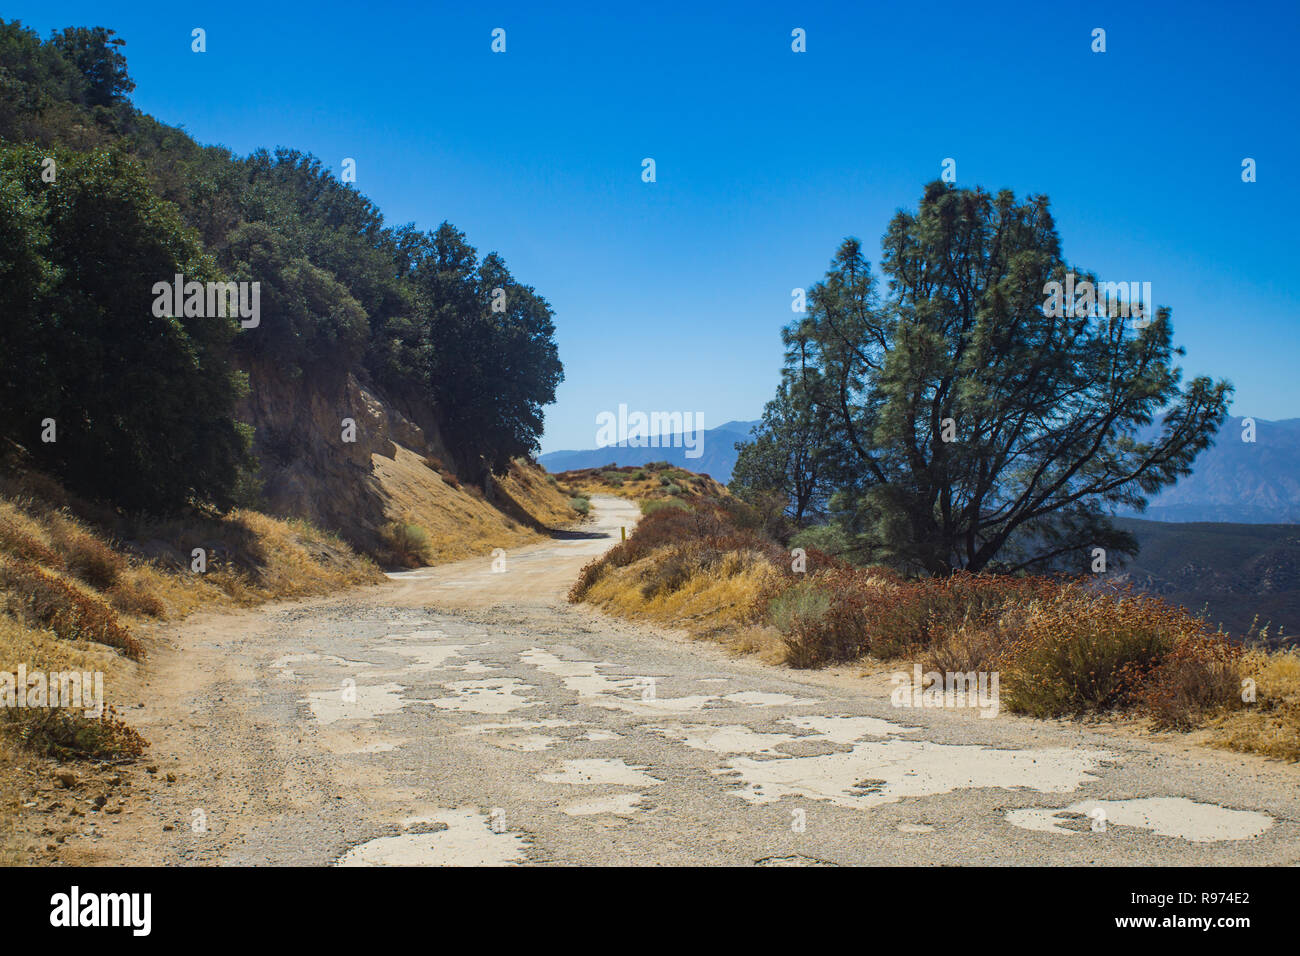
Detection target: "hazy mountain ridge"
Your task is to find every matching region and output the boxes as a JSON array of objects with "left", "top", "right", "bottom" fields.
[
  {"left": 545, "top": 415, "right": 1300, "bottom": 524},
  {"left": 539, "top": 420, "right": 759, "bottom": 481},
  {"left": 1118, "top": 417, "right": 1300, "bottom": 524}
]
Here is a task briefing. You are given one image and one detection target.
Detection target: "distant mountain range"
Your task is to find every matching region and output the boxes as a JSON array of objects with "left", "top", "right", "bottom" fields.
[
  {"left": 539, "top": 420, "right": 759, "bottom": 481},
  {"left": 1112, "top": 517, "right": 1300, "bottom": 645},
  {"left": 542, "top": 415, "right": 1300, "bottom": 525},
  {"left": 1119, "top": 417, "right": 1300, "bottom": 524}
]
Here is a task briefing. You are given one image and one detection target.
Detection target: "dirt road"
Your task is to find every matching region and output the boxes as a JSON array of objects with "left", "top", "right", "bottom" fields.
[{"left": 61, "top": 496, "right": 1300, "bottom": 865}]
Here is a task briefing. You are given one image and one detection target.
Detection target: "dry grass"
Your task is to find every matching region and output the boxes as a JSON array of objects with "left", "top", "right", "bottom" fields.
[
  {"left": 582, "top": 545, "right": 781, "bottom": 640},
  {"left": 996, "top": 586, "right": 1202, "bottom": 718},
  {"left": 554, "top": 463, "right": 727, "bottom": 505},
  {"left": 570, "top": 499, "right": 1300, "bottom": 761},
  {"left": 0, "top": 468, "right": 389, "bottom": 861},
  {"left": 0, "top": 476, "right": 380, "bottom": 706},
  {"left": 1204, "top": 649, "right": 1300, "bottom": 761},
  {"left": 371, "top": 450, "right": 580, "bottom": 565}
]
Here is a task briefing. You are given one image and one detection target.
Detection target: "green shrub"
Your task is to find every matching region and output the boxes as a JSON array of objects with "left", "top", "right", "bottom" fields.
[
  {"left": 381, "top": 521, "right": 431, "bottom": 567},
  {"left": 570, "top": 496, "right": 590, "bottom": 516},
  {"left": 641, "top": 498, "right": 690, "bottom": 516},
  {"left": 767, "top": 579, "right": 832, "bottom": 636},
  {"left": 789, "top": 523, "right": 854, "bottom": 559}
]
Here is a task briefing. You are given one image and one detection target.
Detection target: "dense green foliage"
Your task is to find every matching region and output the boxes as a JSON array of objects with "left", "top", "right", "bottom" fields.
[
  {"left": 735, "top": 181, "right": 1231, "bottom": 574},
  {"left": 0, "top": 20, "right": 562, "bottom": 511},
  {"left": 0, "top": 145, "right": 253, "bottom": 511}
]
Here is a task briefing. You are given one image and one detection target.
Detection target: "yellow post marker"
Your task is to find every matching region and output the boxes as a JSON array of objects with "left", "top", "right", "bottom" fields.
[{"left": 621, "top": 526, "right": 626, "bottom": 541}]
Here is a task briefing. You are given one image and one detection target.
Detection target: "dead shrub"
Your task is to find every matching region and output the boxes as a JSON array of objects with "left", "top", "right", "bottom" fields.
[
  {"left": 0, "top": 508, "right": 62, "bottom": 568},
  {"left": 107, "top": 578, "right": 167, "bottom": 618},
  {"left": 48, "top": 521, "right": 125, "bottom": 590},
  {"left": 998, "top": 585, "right": 1200, "bottom": 718},
  {"left": 923, "top": 621, "right": 1018, "bottom": 674},
  {"left": 0, "top": 560, "right": 143, "bottom": 660},
  {"left": 1137, "top": 633, "right": 1245, "bottom": 730},
  {"left": 5, "top": 705, "right": 148, "bottom": 760}
]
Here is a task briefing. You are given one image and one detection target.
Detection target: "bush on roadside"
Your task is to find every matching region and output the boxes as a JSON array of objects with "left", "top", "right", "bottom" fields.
[
  {"left": 1136, "top": 632, "right": 1245, "bottom": 730},
  {"left": 380, "top": 520, "right": 431, "bottom": 567},
  {"left": 0, "top": 559, "right": 142, "bottom": 660},
  {"left": 641, "top": 498, "right": 689, "bottom": 516},
  {"left": 997, "top": 585, "right": 1200, "bottom": 718},
  {"left": 5, "top": 705, "right": 148, "bottom": 760}
]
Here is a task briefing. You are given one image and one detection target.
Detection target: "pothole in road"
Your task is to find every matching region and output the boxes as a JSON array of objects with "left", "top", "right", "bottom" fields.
[
  {"left": 722, "top": 739, "right": 1113, "bottom": 809},
  {"left": 897, "top": 823, "right": 935, "bottom": 834},
  {"left": 648, "top": 724, "right": 800, "bottom": 757},
  {"left": 722, "top": 692, "right": 818, "bottom": 707},
  {"left": 520, "top": 648, "right": 714, "bottom": 714},
  {"left": 271, "top": 652, "right": 369, "bottom": 681},
  {"left": 562, "top": 793, "right": 649, "bottom": 817},
  {"left": 421, "top": 678, "right": 538, "bottom": 714},
  {"left": 651, "top": 713, "right": 1111, "bottom": 809},
  {"left": 306, "top": 682, "right": 414, "bottom": 725},
  {"left": 539, "top": 758, "right": 664, "bottom": 787},
  {"left": 335, "top": 808, "right": 529, "bottom": 866},
  {"left": 488, "top": 734, "right": 561, "bottom": 752},
  {"left": 1005, "top": 798, "right": 1274, "bottom": 843},
  {"left": 520, "top": 648, "right": 823, "bottom": 716}
]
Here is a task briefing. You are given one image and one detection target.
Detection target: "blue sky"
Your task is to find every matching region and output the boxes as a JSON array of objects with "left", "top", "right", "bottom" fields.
[{"left": 10, "top": 1, "right": 1299, "bottom": 452}]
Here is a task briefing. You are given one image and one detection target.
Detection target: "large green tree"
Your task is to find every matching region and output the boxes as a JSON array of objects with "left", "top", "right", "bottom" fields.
[
  {"left": 0, "top": 145, "right": 252, "bottom": 512},
  {"left": 380, "top": 224, "right": 564, "bottom": 477},
  {"left": 731, "top": 371, "right": 837, "bottom": 527},
  {"left": 770, "top": 181, "right": 1231, "bottom": 574}
]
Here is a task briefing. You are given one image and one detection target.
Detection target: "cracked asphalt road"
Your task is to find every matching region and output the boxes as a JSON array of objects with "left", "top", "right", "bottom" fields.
[{"left": 68, "top": 496, "right": 1300, "bottom": 866}]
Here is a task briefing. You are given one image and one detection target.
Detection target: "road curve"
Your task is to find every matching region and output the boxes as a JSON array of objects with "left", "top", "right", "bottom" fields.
[{"left": 67, "top": 495, "right": 1300, "bottom": 866}]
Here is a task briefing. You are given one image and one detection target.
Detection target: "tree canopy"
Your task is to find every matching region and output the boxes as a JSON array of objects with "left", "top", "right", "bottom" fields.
[
  {"left": 737, "top": 181, "right": 1232, "bottom": 574},
  {"left": 0, "top": 20, "right": 563, "bottom": 511}
]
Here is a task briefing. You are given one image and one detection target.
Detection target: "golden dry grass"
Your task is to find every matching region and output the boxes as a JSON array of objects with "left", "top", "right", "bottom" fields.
[
  {"left": 372, "top": 450, "right": 581, "bottom": 564},
  {"left": 0, "top": 470, "right": 388, "bottom": 860},
  {"left": 1203, "top": 649, "right": 1300, "bottom": 761},
  {"left": 574, "top": 502, "right": 1300, "bottom": 762},
  {"left": 555, "top": 464, "right": 728, "bottom": 505},
  {"left": 581, "top": 544, "right": 782, "bottom": 656}
]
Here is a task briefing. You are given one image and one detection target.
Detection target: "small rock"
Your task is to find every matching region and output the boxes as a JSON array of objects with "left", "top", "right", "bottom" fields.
[{"left": 55, "top": 772, "right": 77, "bottom": 788}]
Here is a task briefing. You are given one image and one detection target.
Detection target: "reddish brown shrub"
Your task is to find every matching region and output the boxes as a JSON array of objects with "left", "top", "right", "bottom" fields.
[
  {"left": 0, "top": 561, "right": 144, "bottom": 660},
  {"left": 1137, "top": 633, "right": 1245, "bottom": 730}
]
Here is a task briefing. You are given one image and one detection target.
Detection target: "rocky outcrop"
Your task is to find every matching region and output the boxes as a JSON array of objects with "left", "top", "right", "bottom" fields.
[
  {"left": 236, "top": 359, "right": 577, "bottom": 564},
  {"left": 239, "top": 359, "right": 453, "bottom": 554}
]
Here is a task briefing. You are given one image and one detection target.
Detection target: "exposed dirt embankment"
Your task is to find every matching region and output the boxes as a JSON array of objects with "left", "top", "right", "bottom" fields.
[{"left": 241, "top": 360, "right": 578, "bottom": 564}]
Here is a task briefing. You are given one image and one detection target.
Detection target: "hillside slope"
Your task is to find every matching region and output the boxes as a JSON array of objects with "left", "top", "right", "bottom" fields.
[
  {"left": 1115, "top": 517, "right": 1300, "bottom": 644},
  {"left": 1119, "top": 416, "right": 1300, "bottom": 523},
  {"left": 240, "top": 358, "right": 578, "bottom": 565}
]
